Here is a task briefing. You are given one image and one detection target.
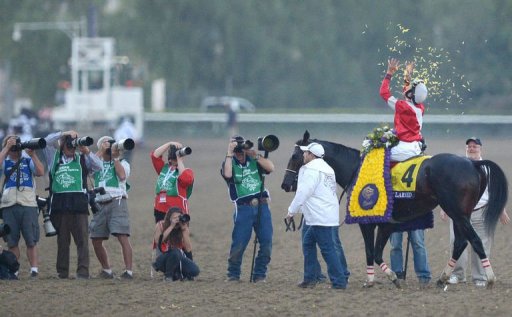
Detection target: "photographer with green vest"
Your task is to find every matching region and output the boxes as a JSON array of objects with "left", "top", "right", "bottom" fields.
[
  {"left": 221, "top": 135, "right": 275, "bottom": 282},
  {"left": 151, "top": 141, "right": 194, "bottom": 222},
  {"left": 89, "top": 136, "right": 133, "bottom": 279},
  {"left": 43, "top": 130, "right": 102, "bottom": 279}
]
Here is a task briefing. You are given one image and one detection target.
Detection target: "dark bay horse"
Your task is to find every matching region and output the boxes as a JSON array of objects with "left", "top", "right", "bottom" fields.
[{"left": 281, "top": 131, "right": 508, "bottom": 288}]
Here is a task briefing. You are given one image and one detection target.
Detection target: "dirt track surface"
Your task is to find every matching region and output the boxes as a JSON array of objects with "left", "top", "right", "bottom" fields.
[{"left": 1, "top": 133, "right": 511, "bottom": 317}]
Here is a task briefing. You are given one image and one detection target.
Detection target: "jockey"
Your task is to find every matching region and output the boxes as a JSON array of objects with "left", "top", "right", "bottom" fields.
[{"left": 380, "top": 58, "right": 428, "bottom": 161}]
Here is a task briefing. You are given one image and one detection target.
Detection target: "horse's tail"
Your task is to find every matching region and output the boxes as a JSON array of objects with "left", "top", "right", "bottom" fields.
[{"left": 473, "top": 160, "right": 508, "bottom": 235}]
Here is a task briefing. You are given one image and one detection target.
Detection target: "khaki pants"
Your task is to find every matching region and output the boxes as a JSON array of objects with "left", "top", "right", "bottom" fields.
[
  {"left": 51, "top": 213, "right": 90, "bottom": 278},
  {"left": 449, "top": 209, "right": 491, "bottom": 282}
]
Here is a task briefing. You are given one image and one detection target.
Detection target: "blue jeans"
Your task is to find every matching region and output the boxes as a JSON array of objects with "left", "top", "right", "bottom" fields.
[
  {"left": 302, "top": 223, "right": 350, "bottom": 282},
  {"left": 303, "top": 225, "right": 347, "bottom": 288},
  {"left": 389, "top": 230, "right": 431, "bottom": 282},
  {"left": 227, "top": 203, "right": 273, "bottom": 280},
  {"left": 154, "top": 248, "right": 200, "bottom": 280}
]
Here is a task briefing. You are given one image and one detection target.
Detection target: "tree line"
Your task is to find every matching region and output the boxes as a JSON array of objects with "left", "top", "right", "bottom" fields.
[{"left": 1, "top": 0, "right": 511, "bottom": 114}]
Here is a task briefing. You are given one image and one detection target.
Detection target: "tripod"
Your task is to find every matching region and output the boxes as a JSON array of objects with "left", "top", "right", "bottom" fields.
[{"left": 249, "top": 151, "right": 269, "bottom": 283}]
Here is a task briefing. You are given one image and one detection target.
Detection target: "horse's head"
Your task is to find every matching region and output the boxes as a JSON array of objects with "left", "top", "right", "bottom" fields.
[{"left": 281, "top": 130, "right": 310, "bottom": 192}]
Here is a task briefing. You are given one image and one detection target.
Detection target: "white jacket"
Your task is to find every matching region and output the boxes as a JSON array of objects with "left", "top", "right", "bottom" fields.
[{"left": 287, "top": 158, "right": 339, "bottom": 226}]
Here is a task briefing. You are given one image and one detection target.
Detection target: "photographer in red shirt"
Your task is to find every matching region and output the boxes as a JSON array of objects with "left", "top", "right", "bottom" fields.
[{"left": 151, "top": 141, "right": 194, "bottom": 223}]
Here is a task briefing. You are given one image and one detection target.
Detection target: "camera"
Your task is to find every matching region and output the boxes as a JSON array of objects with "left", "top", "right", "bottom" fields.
[
  {"left": 168, "top": 145, "right": 192, "bottom": 160},
  {"left": 67, "top": 136, "right": 94, "bottom": 148},
  {"left": 36, "top": 196, "right": 57, "bottom": 237},
  {"left": 257, "top": 135, "right": 279, "bottom": 152},
  {"left": 88, "top": 187, "right": 106, "bottom": 214},
  {"left": 234, "top": 139, "right": 254, "bottom": 153},
  {"left": 179, "top": 213, "right": 190, "bottom": 223},
  {"left": 0, "top": 223, "right": 10, "bottom": 238},
  {"left": 112, "top": 138, "right": 135, "bottom": 151},
  {"left": 10, "top": 137, "right": 47, "bottom": 151},
  {"left": 176, "top": 146, "right": 192, "bottom": 157}
]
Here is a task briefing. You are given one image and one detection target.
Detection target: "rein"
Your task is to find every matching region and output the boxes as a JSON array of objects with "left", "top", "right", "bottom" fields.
[{"left": 338, "top": 168, "right": 358, "bottom": 205}]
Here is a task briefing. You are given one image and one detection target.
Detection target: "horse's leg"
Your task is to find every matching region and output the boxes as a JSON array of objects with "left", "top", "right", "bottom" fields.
[
  {"left": 461, "top": 220, "right": 496, "bottom": 288},
  {"left": 374, "top": 223, "right": 401, "bottom": 288},
  {"left": 437, "top": 221, "right": 469, "bottom": 286},
  {"left": 440, "top": 216, "right": 496, "bottom": 288},
  {"left": 359, "top": 223, "right": 377, "bottom": 287}
]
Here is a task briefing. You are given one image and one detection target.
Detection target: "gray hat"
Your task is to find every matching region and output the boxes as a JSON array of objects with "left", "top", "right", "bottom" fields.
[{"left": 465, "top": 137, "right": 482, "bottom": 146}]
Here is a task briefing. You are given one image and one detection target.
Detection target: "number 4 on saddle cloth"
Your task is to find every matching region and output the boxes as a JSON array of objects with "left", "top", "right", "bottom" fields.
[{"left": 346, "top": 147, "right": 433, "bottom": 230}]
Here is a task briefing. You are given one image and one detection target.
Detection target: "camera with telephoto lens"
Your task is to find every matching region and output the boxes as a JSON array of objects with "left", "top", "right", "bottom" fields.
[
  {"left": 257, "top": 135, "right": 280, "bottom": 152},
  {"left": 168, "top": 145, "right": 192, "bottom": 160},
  {"left": 36, "top": 196, "right": 57, "bottom": 237},
  {"left": 176, "top": 146, "right": 192, "bottom": 157},
  {"left": 178, "top": 214, "right": 190, "bottom": 224},
  {"left": 10, "top": 137, "right": 47, "bottom": 151},
  {"left": 88, "top": 187, "right": 106, "bottom": 214},
  {"left": 0, "top": 223, "right": 11, "bottom": 238},
  {"left": 112, "top": 138, "right": 135, "bottom": 151},
  {"left": 234, "top": 138, "right": 254, "bottom": 153},
  {"left": 67, "top": 136, "right": 94, "bottom": 148}
]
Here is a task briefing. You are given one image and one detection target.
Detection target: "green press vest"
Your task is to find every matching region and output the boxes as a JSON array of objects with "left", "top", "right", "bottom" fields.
[
  {"left": 50, "top": 151, "right": 85, "bottom": 193},
  {"left": 94, "top": 161, "right": 120, "bottom": 188},
  {"left": 232, "top": 159, "right": 262, "bottom": 199},
  {"left": 155, "top": 164, "right": 193, "bottom": 198}
]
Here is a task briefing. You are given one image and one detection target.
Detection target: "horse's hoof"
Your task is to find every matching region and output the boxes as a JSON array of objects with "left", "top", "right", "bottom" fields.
[
  {"left": 486, "top": 280, "right": 495, "bottom": 289},
  {"left": 436, "top": 279, "right": 446, "bottom": 288},
  {"left": 363, "top": 281, "right": 374, "bottom": 288},
  {"left": 392, "top": 278, "right": 401, "bottom": 289}
]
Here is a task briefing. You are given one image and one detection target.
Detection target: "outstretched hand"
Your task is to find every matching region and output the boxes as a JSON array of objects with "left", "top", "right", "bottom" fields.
[{"left": 387, "top": 58, "right": 400, "bottom": 75}]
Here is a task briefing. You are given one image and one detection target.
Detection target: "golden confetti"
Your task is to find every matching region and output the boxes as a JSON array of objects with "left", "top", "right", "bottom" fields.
[{"left": 377, "top": 24, "right": 470, "bottom": 106}]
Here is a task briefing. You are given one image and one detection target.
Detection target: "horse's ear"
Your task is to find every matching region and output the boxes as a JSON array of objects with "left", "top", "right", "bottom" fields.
[{"left": 303, "top": 130, "right": 310, "bottom": 143}]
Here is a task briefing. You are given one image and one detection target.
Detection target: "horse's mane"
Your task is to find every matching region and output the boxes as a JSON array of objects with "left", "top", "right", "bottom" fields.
[
  {"left": 310, "top": 138, "right": 360, "bottom": 161},
  {"left": 295, "top": 135, "right": 361, "bottom": 188}
]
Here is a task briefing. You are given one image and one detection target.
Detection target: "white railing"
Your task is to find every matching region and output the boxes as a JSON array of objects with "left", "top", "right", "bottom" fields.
[{"left": 144, "top": 112, "right": 512, "bottom": 124}]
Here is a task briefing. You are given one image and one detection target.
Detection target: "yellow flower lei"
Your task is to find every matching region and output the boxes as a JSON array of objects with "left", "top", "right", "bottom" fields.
[{"left": 348, "top": 147, "right": 388, "bottom": 217}]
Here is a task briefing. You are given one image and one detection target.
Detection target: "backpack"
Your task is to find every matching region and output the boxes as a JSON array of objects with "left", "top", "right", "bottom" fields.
[{"left": 0, "top": 250, "right": 19, "bottom": 280}]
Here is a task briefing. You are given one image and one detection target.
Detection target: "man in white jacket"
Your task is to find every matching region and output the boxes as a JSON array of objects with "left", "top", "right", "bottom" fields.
[{"left": 287, "top": 143, "right": 348, "bottom": 289}]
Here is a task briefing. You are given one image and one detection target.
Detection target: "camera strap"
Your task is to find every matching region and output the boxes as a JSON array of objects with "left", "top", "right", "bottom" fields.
[{"left": 1, "top": 158, "right": 24, "bottom": 191}]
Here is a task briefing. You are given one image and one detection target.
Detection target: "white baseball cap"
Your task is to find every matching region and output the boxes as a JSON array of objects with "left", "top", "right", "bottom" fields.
[
  {"left": 97, "top": 136, "right": 113, "bottom": 149},
  {"left": 299, "top": 142, "right": 325, "bottom": 158}
]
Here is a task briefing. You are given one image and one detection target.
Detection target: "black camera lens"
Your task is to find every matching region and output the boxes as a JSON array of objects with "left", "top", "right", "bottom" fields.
[
  {"left": 179, "top": 214, "right": 190, "bottom": 223},
  {"left": 234, "top": 139, "right": 253, "bottom": 153},
  {"left": 0, "top": 223, "right": 11, "bottom": 238}
]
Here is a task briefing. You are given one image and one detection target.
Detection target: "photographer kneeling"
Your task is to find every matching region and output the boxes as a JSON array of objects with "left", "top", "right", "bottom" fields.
[{"left": 152, "top": 207, "right": 199, "bottom": 281}]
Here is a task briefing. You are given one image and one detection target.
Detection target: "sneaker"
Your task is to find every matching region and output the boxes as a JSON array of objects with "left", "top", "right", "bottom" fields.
[
  {"left": 98, "top": 271, "right": 114, "bottom": 279},
  {"left": 448, "top": 275, "right": 466, "bottom": 284},
  {"left": 164, "top": 276, "right": 174, "bottom": 282},
  {"left": 120, "top": 271, "right": 133, "bottom": 280},
  {"left": 298, "top": 281, "right": 317, "bottom": 289},
  {"left": 57, "top": 273, "right": 69, "bottom": 279},
  {"left": 251, "top": 276, "right": 266, "bottom": 283},
  {"left": 76, "top": 274, "right": 90, "bottom": 280},
  {"left": 30, "top": 271, "right": 39, "bottom": 279},
  {"left": 475, "top": 280, "right": 487, "bottom": 288},
  {"left": 225, "top": 276, "right": 240, "bottom": 282},
  {"left": 330, "top": 284, "right": 347, "bottom": 290}
]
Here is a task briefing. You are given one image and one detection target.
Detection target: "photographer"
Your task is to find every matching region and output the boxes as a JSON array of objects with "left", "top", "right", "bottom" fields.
[
  {"left": 43, "top": 130, "right": 102, "bottom": 279},
  {"left": 0, "top": 135, "right": 45, "bottom": 278},
  {"left": 151, "top": 141, "right": 194, "bottom": 222},
  {"left": 89, "top": 136, "right": 133, "bottom": 279},
  {"left": 152, "top": 207, "right": 199, "bottom": 281},
  {"left": 221, "top": 135, "right": 275, "bottom": 282}
]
